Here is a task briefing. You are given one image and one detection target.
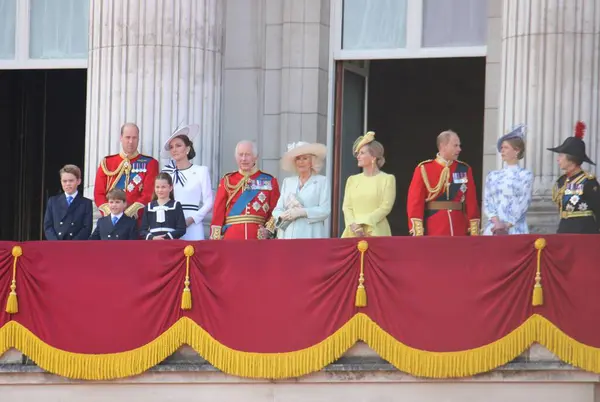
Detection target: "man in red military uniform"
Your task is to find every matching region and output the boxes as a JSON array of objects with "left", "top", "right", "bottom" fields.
[
  {"left": 210, "top": 140, "right": 280, "bottom": 240},
  {"left": 407, "top": 130, "right": 480, "bottom": 236},
  {"left": 94, "top": 123, "right": 159, "bottom": 224}
]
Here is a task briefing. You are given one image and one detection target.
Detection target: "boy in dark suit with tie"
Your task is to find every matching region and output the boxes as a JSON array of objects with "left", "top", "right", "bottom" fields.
[
  {"left": 44, "top": 165, "right": 93, "bottom": 240},
  {"left": 90, "top": 189, "right": 139, "bottom": 240}
]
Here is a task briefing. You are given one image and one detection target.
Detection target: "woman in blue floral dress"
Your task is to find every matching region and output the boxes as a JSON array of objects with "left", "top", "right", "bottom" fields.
[{"left": 483, "top": 125, "right": 534, "bottom": 235}]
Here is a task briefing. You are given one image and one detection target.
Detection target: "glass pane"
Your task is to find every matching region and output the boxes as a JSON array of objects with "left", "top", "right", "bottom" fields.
[
  {"left": 343, "top": 0, "right": 407, "bottom": 50},
  {"left": 0, "top": 0, "right": 17, "bottom": 59},
  {"left": 422, "top": 0, "right": 487, "bottom": 47},
  {"left": 338, "top": 69, "right": 365, "bottom": 235},
  {"left": 30, "top": 0, "right": 89, "bottom": 59}
]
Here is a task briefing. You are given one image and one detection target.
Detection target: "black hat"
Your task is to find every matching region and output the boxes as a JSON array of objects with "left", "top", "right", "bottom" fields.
[{"left": 547, "top": 121, "right": 595, "bottom": 165}]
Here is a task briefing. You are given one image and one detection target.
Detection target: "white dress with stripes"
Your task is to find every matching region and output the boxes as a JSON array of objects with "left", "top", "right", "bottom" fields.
[{"left": 162, "top": 162, "right": 214, "bottom": 240}]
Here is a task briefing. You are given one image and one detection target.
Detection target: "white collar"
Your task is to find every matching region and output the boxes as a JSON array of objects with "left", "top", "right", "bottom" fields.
[{"left": 65, "top": 191, "right": 78, "bottom": 198}]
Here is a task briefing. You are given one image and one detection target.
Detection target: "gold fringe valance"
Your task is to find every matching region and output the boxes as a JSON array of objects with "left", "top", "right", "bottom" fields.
[{"left": 1, "top": 314, "right": 600, "bottom": 380}]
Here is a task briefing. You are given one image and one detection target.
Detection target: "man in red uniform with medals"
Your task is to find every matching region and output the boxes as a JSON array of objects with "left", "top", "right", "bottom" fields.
[
  {"left": 210, "top": 140, "right": 280, "bottom": 240},
  {"left": 94, "top": 123, "right": 159, "bottom": 224},
  {"left": 407, "top": 130, "right": 480, "bottom": 236}
]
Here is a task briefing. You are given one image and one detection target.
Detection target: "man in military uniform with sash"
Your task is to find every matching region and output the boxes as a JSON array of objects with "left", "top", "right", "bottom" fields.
[
  {"left": 94, "top": 123, "right": 159, "bottom": 224},
  {"left": 549, "top": 121, "right": 600, "bottom": 234},
  {"left": 210, "top": 140, "right": 280, "bottom": 240},
  {"left": 407, "top": 130, "right": 480, "bottom": 236}
]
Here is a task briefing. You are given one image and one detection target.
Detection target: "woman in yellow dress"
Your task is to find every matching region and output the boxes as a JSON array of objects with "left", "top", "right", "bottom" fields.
[{"left": 341, "top": 132, "right": 396, "bottom": 237}]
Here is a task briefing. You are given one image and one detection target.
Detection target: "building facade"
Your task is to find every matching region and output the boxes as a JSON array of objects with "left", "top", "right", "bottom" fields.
[{"left": 1, "top": 0, "right": 600, "bottom": 400}]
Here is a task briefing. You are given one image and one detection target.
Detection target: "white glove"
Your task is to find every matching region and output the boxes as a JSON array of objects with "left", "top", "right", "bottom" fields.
[{"left": 284, "top": 208, "right": 307, "bottom": 221}]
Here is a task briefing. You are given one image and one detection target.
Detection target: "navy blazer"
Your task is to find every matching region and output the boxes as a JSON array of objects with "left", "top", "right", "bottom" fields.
[
  {"left": 89, "top": 215, "right": 139, "bottom": 240},
  {"left": 44, "top": 193, "right": 93, "bottom": 240}
]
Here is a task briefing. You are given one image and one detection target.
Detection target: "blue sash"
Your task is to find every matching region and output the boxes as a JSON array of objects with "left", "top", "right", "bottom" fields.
[
  {"left": 424, "top": 163, "right": 468, "bottom": 220},
  {"left": 223, "top": 173, "right": 272, "bottom": 233}
]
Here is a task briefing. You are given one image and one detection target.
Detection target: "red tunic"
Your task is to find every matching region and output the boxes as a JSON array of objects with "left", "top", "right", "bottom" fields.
[
  {"left": 406, "top": 156, "right": 480, "bottom": 236},
  {"left": 210, "top": 169, "right": 280, "bottom": 240},
  {"left": 94, "top": 152, "right": 159, "bottom": 223}
]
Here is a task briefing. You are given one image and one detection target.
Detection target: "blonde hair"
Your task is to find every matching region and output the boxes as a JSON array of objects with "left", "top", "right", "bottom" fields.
[{"left": 363, "top": 140, "right": 385, "bottom": 168}]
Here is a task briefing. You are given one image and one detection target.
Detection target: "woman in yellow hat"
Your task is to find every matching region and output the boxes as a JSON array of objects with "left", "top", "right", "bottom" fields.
[{"left": 341, "top": 132, "right": 396, "bottom": 237}]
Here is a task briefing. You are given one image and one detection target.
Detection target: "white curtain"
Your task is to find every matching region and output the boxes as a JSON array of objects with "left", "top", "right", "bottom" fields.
[
  {"left": 30, "top": 0, "right": 89, "bottom": 59},
  {"left": 0, "top": 0, "right": 16, "bottom": 59},
  {"left": 343, "top": 0, "right": 407, "bottom": 50},
  {"left": 422, "top": 0, "right": 487, "bottom": 47}
]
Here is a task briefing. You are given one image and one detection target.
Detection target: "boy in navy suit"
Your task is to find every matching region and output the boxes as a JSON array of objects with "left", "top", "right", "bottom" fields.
[
  {"left": 90, "top": 189, "right": 139, "bottom": 240},
  {"left": 44, "top": 165, "right": 93, "bottom": 240}
]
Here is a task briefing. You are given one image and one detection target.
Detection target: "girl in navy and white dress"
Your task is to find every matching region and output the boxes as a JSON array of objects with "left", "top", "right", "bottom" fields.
[
  {"left": 161, "top": 125, "right": 214, "bottom": 240},
  {"left": 140, "top": 173, "right": 187, "bottom": 240}
]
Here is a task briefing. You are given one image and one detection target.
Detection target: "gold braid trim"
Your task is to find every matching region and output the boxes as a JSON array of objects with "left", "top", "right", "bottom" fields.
[
  {"left": 125, "top": 202, "right": 145, "bottom": 219},
  {"left": 420, "top": 164, "right": 450, "bottom": 202},
  {"left": 101, "top": 157, "right": 131, "bottom": 193},
  {"left": 225, "top": 175, "right": 251, "bottom": 209},
  {"left": 3, "top": 314, "right": 600, "bottom": 380}
]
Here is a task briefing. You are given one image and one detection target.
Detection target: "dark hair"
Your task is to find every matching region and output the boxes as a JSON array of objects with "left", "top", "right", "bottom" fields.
[
  {"left": 59, "top": 164, "right": 81, "bottom": 180},
  {"left": 152, "top": 172, "right": 175, "bottom": 201},
  {"left": 171, "top": 134, "right": 196, "bottom": 160},
  {"left": 107, "top": 188, "right": 127, "bottom": 202},
  {"left": 565, "top": 154, "right": 583, "bottom": 166},
  {"left": 503, "top": 137, "right": 526, "bottom": 160}
]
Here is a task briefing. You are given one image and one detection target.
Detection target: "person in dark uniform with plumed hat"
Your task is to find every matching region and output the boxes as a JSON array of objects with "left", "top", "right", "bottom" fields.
[{"left": 548, "top": 121, "right": 600, "bottom": 234}]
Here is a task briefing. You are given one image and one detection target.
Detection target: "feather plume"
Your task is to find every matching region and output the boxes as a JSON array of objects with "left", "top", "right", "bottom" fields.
[{"left": 574, "top": 121, "right": 586, "bottom": 139}]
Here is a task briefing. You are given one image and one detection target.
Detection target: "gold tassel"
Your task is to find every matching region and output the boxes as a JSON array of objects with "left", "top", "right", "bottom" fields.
[
  {"left": 532, "top": 238, "right": 546, "bottom": 306},
  {"left": 5, "top": 246, "right": 22, "bottom": 314},
  {"left": 355, "top": 240, "right": 369, "bottom": 307},
  {"left": 181, "top": 245, "right": 194, "bottom": 310}
]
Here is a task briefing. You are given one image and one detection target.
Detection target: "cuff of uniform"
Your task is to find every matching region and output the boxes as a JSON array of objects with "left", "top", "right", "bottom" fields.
[
  {"left": 409, "top": 218, "right": 424, "bottom": 236},
  {"left": 98, "top": 203, "right": 110, "bottom": 216},
  {"left": 210, "top": 225, "right": 222, "bottom": 240},
  {"left": 125, "top": 202, "right": 145, "bottom": 219},
  {"left": 265, "top": 216, "right": 276, "bottom": 234},
  {"left": 469, "top": 219, "right": 481, "bottom": 236}
]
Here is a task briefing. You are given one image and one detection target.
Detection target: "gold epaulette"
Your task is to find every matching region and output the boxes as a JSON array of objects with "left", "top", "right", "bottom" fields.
[
  {"left": 585, "top": 171, "right": 596, "bottom": 180},
  {"left": 417, "top": 159, "right": 433, "bottom": 167},
  {"left": 221, "top": 171, "right": 236, "bottom": 180}
]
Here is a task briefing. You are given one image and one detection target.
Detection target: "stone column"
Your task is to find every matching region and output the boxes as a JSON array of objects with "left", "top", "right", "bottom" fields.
[
  {"left": 84, "top": 0, "right": 223, "bottom": 200},
  {"left": 498, "top": 0, "right": 600, "bottom": 233}
]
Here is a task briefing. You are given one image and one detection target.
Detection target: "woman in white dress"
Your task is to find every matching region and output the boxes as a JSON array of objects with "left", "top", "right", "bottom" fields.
[
  {"left": 483, "top": 124, "right": 533, "bottom": 235},
  {"left": 161, "top": 125, "right": 213, "bottom": 240},
  {"left": 272, "top": 142, "right": 330, "bottom": 239}
]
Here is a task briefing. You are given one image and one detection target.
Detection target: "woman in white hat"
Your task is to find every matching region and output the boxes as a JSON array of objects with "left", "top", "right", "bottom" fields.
[
  {"left": 161, "top": 125, "right": 214, "bottom": 240},
  {"left": 342, "top": 131, "right": 396, "bottom": 238},
  {"left": 271, "top": 142, "right": 330, "bottom": 239}
]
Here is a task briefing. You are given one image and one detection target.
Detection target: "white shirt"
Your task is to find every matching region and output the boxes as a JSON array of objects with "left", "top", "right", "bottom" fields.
[
  {"left": 65, "top": 191, "right": 78, "bottom": 200},
  {"left": 110, "top": 213, "right": 124, "bottom": 223}
]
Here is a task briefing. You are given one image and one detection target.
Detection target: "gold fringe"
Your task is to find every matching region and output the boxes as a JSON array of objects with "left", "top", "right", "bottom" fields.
[
  {"left": 5, "top": 246, "right": 22, "bottom": 314},
  {"left": 532, "top": 238, "right": 546, "bottom": 306},
  {"left": 1, "top": 314, "right": 600, "bottom": 379},
  {"left": 355, "top": 241, "right": 368, "bottom": 307},
  {"left": 181, "top": 245, "right": 195, "bottom": 310}
]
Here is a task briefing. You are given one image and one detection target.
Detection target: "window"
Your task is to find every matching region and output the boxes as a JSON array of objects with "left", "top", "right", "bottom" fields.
[
  {"left": 29, "top": 0, "right": 89, "bottom": 59},
  {"left": 422, "top": 0, "right": 487, "bottom": 47},
  {"left": 342, "top": 0, "right": 407, "bottom": 50},
  {"left": 0, "top": 0, "right": 17, "bottom": 59}
]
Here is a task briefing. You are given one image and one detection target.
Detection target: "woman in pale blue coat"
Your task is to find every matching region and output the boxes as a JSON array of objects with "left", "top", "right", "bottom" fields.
[
  {"left": 483, "top": 124, "right": 534, "bottom": 235},
  {"left": 272, "top": 141, "right": 331, "bottom": 239}
]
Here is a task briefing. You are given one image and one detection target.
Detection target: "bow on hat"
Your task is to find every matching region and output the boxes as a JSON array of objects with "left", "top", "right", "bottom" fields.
[{"left": 497, "top": 124, "right": 526, "bottom": 152}]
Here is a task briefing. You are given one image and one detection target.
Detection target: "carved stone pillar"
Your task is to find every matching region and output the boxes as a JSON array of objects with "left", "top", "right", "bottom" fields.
[
  {"left": 498, "top": 0, "right": 600, "bottom": 233},
  {"left": 84, "top": 0, "right": 223, "bottom": 218}
]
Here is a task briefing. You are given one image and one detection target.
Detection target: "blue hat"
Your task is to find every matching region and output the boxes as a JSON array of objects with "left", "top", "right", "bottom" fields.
[{"left": 497, "top": 124, "right": 526, "bottom": 152}]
